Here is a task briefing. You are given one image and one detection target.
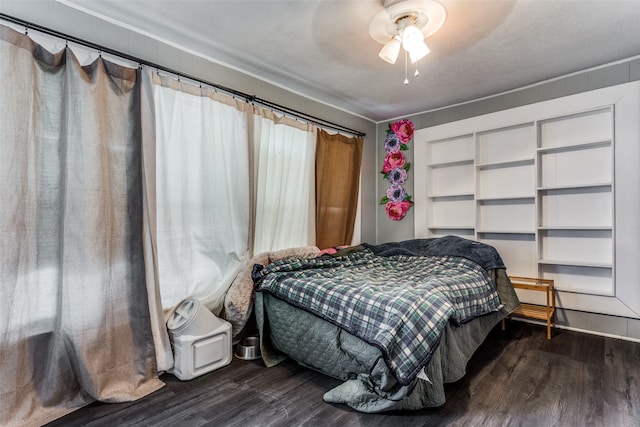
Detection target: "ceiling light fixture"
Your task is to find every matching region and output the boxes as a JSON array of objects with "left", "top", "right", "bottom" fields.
[{"left": 370, "top": 0, "right": 446, "bottom": 84}]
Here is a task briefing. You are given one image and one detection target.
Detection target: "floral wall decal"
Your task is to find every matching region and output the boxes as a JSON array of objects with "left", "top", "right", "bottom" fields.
[{"left": 380, "top": 119, "right": 414, "bottom": 221}]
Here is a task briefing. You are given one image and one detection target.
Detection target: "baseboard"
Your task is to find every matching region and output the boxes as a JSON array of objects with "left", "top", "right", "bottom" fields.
[{"left": 511, "top": 313, "right": 640, "bottom": 343}]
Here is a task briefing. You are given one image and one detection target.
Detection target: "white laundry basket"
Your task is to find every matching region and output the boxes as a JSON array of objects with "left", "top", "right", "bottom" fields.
[{"left": 167, "top": 297, "right": 232, "bottom": 381}]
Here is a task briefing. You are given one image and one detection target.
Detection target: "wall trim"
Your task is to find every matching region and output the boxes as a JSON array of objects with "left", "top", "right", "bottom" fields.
[{"left": 512, "top": 317, "right": 640, "bottom": 344}]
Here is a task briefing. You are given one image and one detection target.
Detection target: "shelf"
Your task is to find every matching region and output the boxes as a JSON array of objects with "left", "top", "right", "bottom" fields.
[
  {"left": 537, "top": 182, "right": 611, "bottom": 191},
  {"left": 423, "top": 104, "right": 616, "bottom": 310},
  {"left": 428, "top": 193, "right": 474, "bottom": 199},
  {"left": 538, "top": 259, "right": 612, "bottom": 268},
  {"left": 418, "top": 95, "right": 629, "bottom": 320},
  {"left": 537, "top": 264, "right": 614, "bottom": 296},
  {"left": 427, "top": 159, "right": 474, "bottom": 168},
  {"left": 428, "top": 135, "right": 474, "bottom": 165},
  {"left": 538, "top": 226, "right": 612, "bottom": 231},
  {"left": 477, "top": 230, "right": 535, "bottom": 235},
  {"left": 428, "top": 226, "right": 475, "bottom": 230},
  {"left": 508, "top": 276, "right": 555, "bottom": 340},
  {"left": 512, "top": 303, "right": 553, "bottom": 321},
  {"left": 476, "top": 195, "right": 534, "bottom": 202},
  {"left": 477, "top": 123, "right": 535, "bottom": 166},
  {"left": 476, "top": 158, "right": 534, "bottom": 169},
  {"left": 537, "top": 138, "right": 611, "bottom": 154}
]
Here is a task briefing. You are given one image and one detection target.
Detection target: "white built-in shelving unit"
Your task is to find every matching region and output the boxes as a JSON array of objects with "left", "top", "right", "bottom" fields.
[
  {"left": 413, "top": 82, "right": 640, "bottom": 318},
  {"left": 536, "top": 107, "right": 614, "bottom": 295},
  {"left": 426, "top": 134, "right": 475, "bottom": 238}
]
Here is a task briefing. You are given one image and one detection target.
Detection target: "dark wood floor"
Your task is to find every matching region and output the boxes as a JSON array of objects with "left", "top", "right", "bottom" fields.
[{"left": 46, "top": 321, "right": 640, "bottom": 427}]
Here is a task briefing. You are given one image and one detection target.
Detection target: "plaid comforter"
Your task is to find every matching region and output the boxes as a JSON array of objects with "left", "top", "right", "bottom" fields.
[{"left": 255, "top": 248, "right": 502, "bottom": 385}]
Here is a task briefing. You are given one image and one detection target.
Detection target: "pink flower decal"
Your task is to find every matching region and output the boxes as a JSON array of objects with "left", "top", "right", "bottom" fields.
[
  {"left": 385, "top": 200, "right": 412, "bottom": 221},
  {"left": 381, "top": 151, "right": 406, "bottom": 174},
  {"left": 390, "top": 119, "right": 415, "bottom": 144}
]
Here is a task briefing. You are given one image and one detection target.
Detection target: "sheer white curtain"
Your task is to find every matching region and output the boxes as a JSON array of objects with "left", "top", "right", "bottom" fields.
[
  {"left": 145, "top": 73, "right": 251, "bottom": 319},
  {"left": 252, "top": 108, "right": 317, "bottom": 254}
]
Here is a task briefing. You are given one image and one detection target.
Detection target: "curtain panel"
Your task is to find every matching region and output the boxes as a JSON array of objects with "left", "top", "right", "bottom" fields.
[
  {"left": 145, "top": 72, "right": 251, "bottom": 317},
  {"left": 0, "top": 25, "right": 163, "bottom": 426},
  {"left": 140, "top": 68, "right": 174, "bottom": 373},
  {"left": 315, "top": 130, "right": 363, "bottom": 249},
  {"left": 252, "top": 108, "right": 317, "bottom": 255}
]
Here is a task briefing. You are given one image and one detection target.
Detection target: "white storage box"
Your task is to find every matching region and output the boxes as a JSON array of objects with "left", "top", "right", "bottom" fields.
[{"left": 167, "top": 297, "right": 232, "bottom": 381}]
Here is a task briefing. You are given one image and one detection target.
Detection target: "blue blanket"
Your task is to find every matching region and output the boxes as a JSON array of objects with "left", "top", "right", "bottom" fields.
[{"left": 255, "top": 247, "right": 502, "bottom": 385}]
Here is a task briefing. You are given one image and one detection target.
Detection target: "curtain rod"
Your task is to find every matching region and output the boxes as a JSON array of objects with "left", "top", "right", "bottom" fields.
[{"left": 0, "top": 13, "right": 366, "bottom": 138}]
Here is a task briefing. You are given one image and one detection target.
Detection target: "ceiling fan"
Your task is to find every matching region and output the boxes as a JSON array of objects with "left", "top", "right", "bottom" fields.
[{"left": 369, "top": 0, "right": 447, "bottom": 83}]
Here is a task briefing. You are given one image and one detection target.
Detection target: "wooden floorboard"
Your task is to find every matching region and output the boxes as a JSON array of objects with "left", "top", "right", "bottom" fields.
[
  {"left": 603, "top": 337, "right": 640, "bottom": 426},
  {"left": 45, "top": 322, "right": 640, "bottom": 427}
]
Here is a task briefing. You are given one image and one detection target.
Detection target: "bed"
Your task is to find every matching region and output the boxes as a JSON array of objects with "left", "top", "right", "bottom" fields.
[{"left": 233, "top": 236, "right": 519, "bottom": 412}]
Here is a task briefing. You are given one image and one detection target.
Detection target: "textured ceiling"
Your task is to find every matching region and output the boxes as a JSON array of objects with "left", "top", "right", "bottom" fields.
[{"left": 14, "top": 1, "right": 640, "bottom": 121}]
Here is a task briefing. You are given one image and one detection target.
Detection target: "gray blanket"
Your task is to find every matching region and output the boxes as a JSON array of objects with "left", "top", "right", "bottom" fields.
[
  {"left": 256, "top": 269, "right": 520, "bottom": 412},
  {"left": 363, "top": 235, "right": 506, "bottom": 271},
  {"left": 256, "top": 250, "right": 502, "bottom": 385},
  {"left": 256, "top": 236, "right": 519, "bottom": 412},
  {"left": 254, "top": 237, "right": 520, "bottom": 412}
]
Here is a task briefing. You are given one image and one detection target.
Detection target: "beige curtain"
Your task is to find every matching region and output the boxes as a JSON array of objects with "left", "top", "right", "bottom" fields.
[
  {"left": 0, "top": 25, "right": 163, "bottom": 426},
  {"left": 140, "top": 68, "right": 175, "bottom": 373},
  {"left": 315, "top": 129, "right": 363, "bottom": 249}
]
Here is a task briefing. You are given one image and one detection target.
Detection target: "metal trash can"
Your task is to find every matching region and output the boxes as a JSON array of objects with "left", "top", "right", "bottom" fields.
[{"left": 167, "top": 297, "right": 232, "bottom": 380}]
